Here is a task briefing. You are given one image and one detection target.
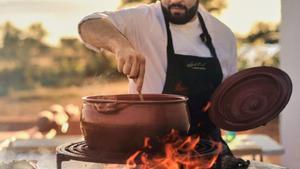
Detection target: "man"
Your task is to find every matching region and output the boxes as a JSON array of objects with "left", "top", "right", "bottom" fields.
[{"left": 79, "top": 0, "right": 237, "bottom": 167}]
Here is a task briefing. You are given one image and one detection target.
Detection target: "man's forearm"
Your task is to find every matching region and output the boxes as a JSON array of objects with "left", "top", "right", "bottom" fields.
[
  {"left": 79, "top": 18, "right": 132, "bottom": 54},
  {"left": 79, "top": 17, "right": 145, "bottom": 92}
]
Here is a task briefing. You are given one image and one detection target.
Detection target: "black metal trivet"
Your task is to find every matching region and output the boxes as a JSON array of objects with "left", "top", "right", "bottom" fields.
[
  {"left": 56, "top": 141, "right": 250, "bottom": 169},
  {"left": 56, "top": 141, "right": 130, "bottom": 169}
]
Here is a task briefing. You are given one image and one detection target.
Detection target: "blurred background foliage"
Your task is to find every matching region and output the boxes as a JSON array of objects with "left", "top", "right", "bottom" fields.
[
  {"left": 0, "top": 22, "right": 120, "bottom": 96},
  {"left": 0, "top": 0, "right": 279, "bottom": 96}
]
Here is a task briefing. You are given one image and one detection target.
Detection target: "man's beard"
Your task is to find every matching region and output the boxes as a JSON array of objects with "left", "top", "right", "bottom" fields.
[{"left": 161, "top": 0, "right": 199, "bottom": 25}]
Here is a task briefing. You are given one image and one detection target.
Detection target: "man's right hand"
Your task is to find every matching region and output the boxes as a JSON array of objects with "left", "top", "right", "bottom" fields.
[
  {"left": 115, "top": 47, "right": 145, "bottom": 93},
  {"left": 79, "top": 18, "right": 145, "bottom": 92}
]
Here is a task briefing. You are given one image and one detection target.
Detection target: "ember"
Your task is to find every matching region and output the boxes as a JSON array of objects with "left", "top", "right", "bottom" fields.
[{"left": 126, "top": 130, "right": 222, "bottom": 169}]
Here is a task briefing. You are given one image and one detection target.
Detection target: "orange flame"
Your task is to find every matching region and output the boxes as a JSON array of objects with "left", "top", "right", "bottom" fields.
[
  {"left": 126, "top": 130, "right": 222, "bottom": 169},
  {"left": 202, "top": 102, "right": 212, "bottom": 113},
  {"left": 127, "top": 151, "right": 142, "bottom": 169}
]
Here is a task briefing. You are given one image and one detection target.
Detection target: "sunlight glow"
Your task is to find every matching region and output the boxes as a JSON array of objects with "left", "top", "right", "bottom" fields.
[
  {"left": 217, "top": 0, "right": 281, "bottom": 35},
  {"left": 0, "top": 0, "right": 120, "bottom": 45},
  {"left": 0, "top": 0, "right": 281, "bottom": 45}
]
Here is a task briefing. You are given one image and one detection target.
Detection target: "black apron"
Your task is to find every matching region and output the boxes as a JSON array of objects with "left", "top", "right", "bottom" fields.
[{"left": 161, "top": 9, "right": 232, "bottom": 168}]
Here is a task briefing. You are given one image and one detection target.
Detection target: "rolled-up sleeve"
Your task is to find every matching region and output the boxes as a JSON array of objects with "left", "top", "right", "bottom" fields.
[
  {"left": 78, "top": 5, "right": 150, "bottom": 52},
  {"left": 78, "top": 12, "right": 109, "bottom": 52}
]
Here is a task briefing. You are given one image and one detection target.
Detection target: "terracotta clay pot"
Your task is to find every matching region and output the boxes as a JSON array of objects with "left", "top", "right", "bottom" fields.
[{"left": 80, "top": 94, "right": 190, "bottom": 162}]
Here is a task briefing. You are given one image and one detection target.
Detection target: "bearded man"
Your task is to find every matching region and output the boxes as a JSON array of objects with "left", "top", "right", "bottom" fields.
[{"left": 79, "top": 0, "right": 237, "bottom": 167}]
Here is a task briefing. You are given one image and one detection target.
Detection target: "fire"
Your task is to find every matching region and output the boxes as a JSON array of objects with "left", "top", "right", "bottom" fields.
[
  {"left": 126, "top": 130, "right": 222, "bottom": 169},
  {"left": 202, "top": 102, "right": 212, "bottom": 113},
  {"left": 127, "top": 151, "right": 142, "bottom": 169}
]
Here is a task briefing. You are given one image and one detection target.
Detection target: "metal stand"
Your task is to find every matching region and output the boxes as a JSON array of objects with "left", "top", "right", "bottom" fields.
[
  {"left": 56, "top": 141, "right": 220, "bottom": 169},
  {"left": 56, "top": 141, "right": 129, "bottom": 169}
]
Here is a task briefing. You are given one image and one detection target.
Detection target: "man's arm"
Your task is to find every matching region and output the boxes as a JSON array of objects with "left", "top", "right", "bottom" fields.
[{"left": 79, "top": 18, "right": 145, "bottom": 92}]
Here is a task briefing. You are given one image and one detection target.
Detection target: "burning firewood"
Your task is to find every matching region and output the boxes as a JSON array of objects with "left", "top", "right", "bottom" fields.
[{"left": 126, "top": 129, "right": 223, "bottom": 169}]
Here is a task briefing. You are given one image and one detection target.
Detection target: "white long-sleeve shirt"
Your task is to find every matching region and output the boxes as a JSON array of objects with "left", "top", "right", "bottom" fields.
[{"left": 79, "top": 1, "right": 237, "bottom": 94}]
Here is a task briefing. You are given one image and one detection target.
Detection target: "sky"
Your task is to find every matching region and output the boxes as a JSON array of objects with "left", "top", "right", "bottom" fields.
[
  {"left": 0, "top": 0, "right": 281, "bottom": 45},
  {"left": 217, "top": 0, "right": 281, "bottom": 35}
]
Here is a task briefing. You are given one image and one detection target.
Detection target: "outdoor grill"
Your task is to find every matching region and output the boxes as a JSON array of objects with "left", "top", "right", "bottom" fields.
[
  {"left": 56, "top": 139, "right": 250, "bottom": 169},
  {"left": 56, "top": 139, "right": 223, "bottom": 169},
  {"left": 54, "top": 66, "right": 292, "bottom": 169}
]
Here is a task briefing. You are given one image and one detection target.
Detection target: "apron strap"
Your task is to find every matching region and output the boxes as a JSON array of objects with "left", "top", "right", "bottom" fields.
[
  {"left": 197, "top": 12, "right": 218, "bottom": 58},
  {"left": 162, "top": 9, "right": 218, "bottom": 59},
  {"left": 162, "top": 8, "right": 217, "bottom": 57},
  {"left": 162, "top": 12, "right": 176, "bottom": 55}
]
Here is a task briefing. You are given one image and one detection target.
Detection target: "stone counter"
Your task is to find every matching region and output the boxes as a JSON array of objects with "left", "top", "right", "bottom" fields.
[{"left": 249, "top": 161, "right": 287, "bottom": 169}]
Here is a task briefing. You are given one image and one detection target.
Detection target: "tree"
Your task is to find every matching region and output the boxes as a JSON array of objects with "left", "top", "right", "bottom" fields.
[
  {"left": 120, "top": 0, "right": 227, "bottom": 14},
  {"left": 0, "top": 22, "right": 49, "bottom": 59},
  {"left": 0, "top": 22, "right": 120, "bottom": 95},
  {"left": 59, "top": 38, "right": 82, "bottom": 57},
  {"left": 27, "top": 23, "right": 48, "bottom": 42},
  {"left": 237, "top": 22, "right": 280, "bottom": 70},
  {"left": 241, "top": 22, "right": 279, "bottom": 44},
  {"left": 0, "top": 22, "right": 22, "bottom": 59}
]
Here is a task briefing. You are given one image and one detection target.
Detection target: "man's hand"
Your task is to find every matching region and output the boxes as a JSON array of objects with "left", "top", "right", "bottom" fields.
[
  {"left": 115, "top": 47, "right": 145, "bottom": 92},
  {"left": 79, "top": 18, "right": 145, "bottom": 92}
]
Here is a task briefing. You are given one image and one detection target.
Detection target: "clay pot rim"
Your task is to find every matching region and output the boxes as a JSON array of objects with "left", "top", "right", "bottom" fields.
[{"left": 82, "top": 94, "right": 188, "bottom": 104}]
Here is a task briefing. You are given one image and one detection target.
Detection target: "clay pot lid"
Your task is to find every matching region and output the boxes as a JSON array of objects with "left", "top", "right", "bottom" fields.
[{"left": 209, "top": 66, "right": 293, "bottom": 131}]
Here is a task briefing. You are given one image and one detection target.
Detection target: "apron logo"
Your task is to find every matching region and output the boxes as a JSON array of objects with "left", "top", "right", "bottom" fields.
[{"left": 186, "top": 62, "right": 207, "bottom": 70}]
